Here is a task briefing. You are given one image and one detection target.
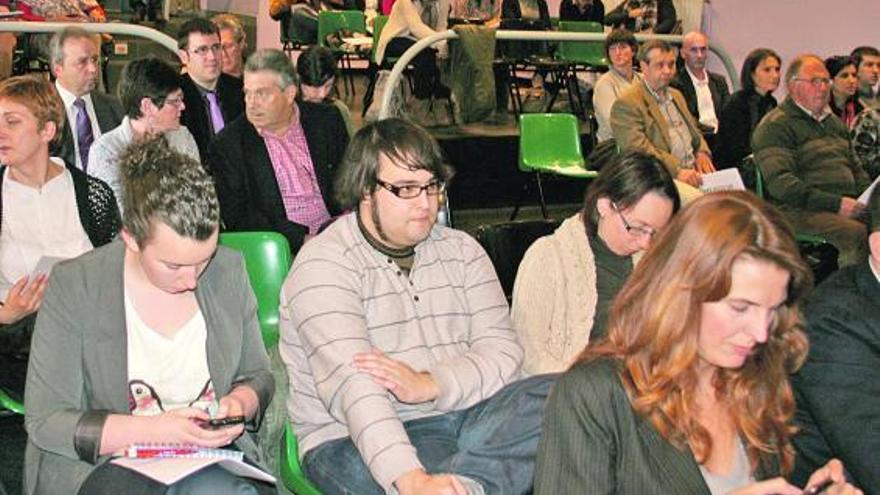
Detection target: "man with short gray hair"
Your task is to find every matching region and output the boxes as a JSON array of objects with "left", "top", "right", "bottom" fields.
[
  {"left": 208, "top": 49, "right": 348, "bottom": 253},
  {"left": 753, "top": 54, "right": 871, "bottom": 267}
]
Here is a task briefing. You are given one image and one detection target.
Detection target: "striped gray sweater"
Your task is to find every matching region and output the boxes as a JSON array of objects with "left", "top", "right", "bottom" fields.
[{"left": 279, "top": 212, "right": 523, "bottom": 491}]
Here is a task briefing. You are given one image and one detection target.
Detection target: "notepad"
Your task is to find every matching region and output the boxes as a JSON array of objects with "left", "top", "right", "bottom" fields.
[{"left": 111, "top": 444, "right": 276, "bottom": 486}]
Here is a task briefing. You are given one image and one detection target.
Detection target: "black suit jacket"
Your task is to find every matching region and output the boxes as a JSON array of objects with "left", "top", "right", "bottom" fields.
[
  {"left": 670, "top": 67, "right": 730, "bottom": 134},
  {"left": 792, "top": 262, "right": 880, "bottom": 493},
  {"left": 51, "top": 90, "right": 123, "bottom": 170},
  {"left": 208, "top": 101, "right": 349, "bottom": 254},
  {"left": 535, "top": 358, "right": 779, "bottom": 494},
  {"left": 180, "top": 73, "right": 245, "bottom": 161}
]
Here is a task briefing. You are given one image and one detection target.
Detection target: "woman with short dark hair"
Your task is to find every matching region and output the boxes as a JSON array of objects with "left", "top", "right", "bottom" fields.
[
  {"left": 296, "top": 46, "right": 355, "bottom": 136},
  {"left": 511, "top": 151, "right": 680, "bottom": 375},
  {"left": 715, "top": 48, "right": 781, "bottom": 169}
]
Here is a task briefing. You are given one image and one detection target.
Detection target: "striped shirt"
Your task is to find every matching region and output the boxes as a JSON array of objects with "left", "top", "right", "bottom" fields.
[{"left": 279, "top": 212, "right": 523, "bottom": 491}]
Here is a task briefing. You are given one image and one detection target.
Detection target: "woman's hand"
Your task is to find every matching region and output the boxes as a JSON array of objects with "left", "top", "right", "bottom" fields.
[
  {"left": 803, "top": 459, "right": 862, "bottom": 495},
  {"left": 149, "top": 407, "right": 242, "bottom": 448},
  {"left": 0, "top": 274, "right": 47, "bottom": 324}
]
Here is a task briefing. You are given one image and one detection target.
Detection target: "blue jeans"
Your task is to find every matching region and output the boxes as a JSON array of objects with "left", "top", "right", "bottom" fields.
[{"left": 303, "top": 374, "right": 556, "bottom": 495}]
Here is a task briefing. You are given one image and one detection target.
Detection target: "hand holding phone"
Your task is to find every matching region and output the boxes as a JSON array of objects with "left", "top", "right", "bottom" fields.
[{"left": 197, "top": 416, "right": 245, "bottom": 430}]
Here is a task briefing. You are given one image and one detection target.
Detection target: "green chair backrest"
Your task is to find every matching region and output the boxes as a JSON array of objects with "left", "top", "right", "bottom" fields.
[
  {"left": 318, "top": 10, "right": 368, "bottom": 50},
  {"left": 0, "top": 387, "right": 24, "bottom": 415},
  {"left": 280, "top": 421, "right": 323, "bottom": 495},
  {"left": 218, "top": 232, "right": 292, "bottom": 349},
  {"left": 557, "top": 21, "right": 606, "bottom": 66},
  {"left": 519, "top": 113, "right": 585, "bottom": 172},
  {"left": 371, "top": 15, "right": 389, "bottom": 62}
]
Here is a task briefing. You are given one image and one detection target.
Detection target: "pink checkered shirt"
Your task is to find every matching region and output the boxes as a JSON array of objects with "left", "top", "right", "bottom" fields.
[{"left": 259, "top": 104, "right": 331, "bottom": 234}]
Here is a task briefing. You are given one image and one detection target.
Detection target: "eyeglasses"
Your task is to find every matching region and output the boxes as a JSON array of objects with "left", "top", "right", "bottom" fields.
[
  {"left": 376, "top": 178, "right": 445, "bottom": 199},
  {"left": 792, "top": 77, "right": 832, "bottom": 88},
  {"left": 162, "top": 96, "right": 185, "bottom": 108},
  {"left": 612, "top": 202, "right": 656, "bottom": 239},
  {"left": 189, "top": 43, "right": 222, "bottom": 57}
]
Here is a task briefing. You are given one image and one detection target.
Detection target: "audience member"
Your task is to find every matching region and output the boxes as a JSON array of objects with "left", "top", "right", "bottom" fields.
[
  {"left": 604, "top": 0, "right": 676, "bottom": 34},
  {"left": 752, "top": 54, "right": 871, "bottom": 267},
  {"left": 209, "top": 49, "right": 348, "bottom": 253},
  {"left": 279, "top": 118, "right": 552, "bottom": 495},
  {"left": 270, "top": 0, "right": 320, "bottom": 46},
  {"left": 24, "top": 138, "right": 273, "bottom": 495},
  {"left": 558, "top": 0, "right": 603, "bottom": 23},
  {"left": 296, "top": 45, "right": 355, "bottom": 136},
  {"left": 611, "top": 40, "right": 714, "bottom": 188},
  {"left": 825, "top": 55, "right": 863, "bottom": 128},
  {"left": 450, "top": 0, "right": 502, "bottom": 26},
  {"left": 535, "top": 191, "right": 861, "bottom": 495},
  {"left": 715, "top": 48, "right": 781, "bottom": 169},
  {"left": 671, "top": 31, "right": 730, "bottom": 151},
  {"left": 178, "top": 17, "right": 245, "bottom": 161},
  {"left": 0, "top": 3, "right": 16, "bottom": 80},
  {"left": 512, "top": 151, "right": 679, "bottom": 375},
  {"left": 852, "top": 107, "right": 880, "bottom": 179},
  {"left": 593, "top": 28, "right": 640, "bottom": 143},
  {"left": 49, "top": 27, "right": 123, "bottom": 172},
  {"left": 791, "top": 185, "right": 880, "bottom": 494},
  {"left": 16, "top": 0, "right": 105, "bottom": 22},
  {"left": 0, "top": 75, "right": 118, "bottom": 408},
  {"left": 501, "top": 0, "right": 549, "bottom": 23},
  {"left": 851, "top": 46, "right": 879, "bottom": 109},
  {"left": 375, "top": 0, "right": 451, "bottom": 123},
  {"left": 89, "top": 57, "right": 200, "bottom": 213},
  {"left": 213, "top": 13, "right": 248, "bottom": 79},
  {"left": 129, "top": 0, "right": 164, "bottom": 25}
]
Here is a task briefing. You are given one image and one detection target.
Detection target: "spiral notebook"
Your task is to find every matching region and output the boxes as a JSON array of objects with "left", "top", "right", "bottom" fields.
[{"left": 111, "top": 444, "right": 276, "bottom": 486}]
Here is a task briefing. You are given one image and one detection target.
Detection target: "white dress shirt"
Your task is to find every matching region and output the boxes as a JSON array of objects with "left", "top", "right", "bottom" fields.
[{"left": 686, "top": 66, "right": 719, "bottom": 132}]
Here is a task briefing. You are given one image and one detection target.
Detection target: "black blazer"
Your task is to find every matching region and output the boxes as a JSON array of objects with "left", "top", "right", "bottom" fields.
[
  {"left": 604, "top": 0, "right": 676, "bottom": 34},
  {"left": 535, "top": 358, "right": 779, "bottom": 494},
  {"left": 791, "top": 262, "right": 880, "bottom": 492},
  {"left": 207, "top": 101, "right": 349, "bottom": 253},
  {"left": 715, "top": 89, "right": 777, "bottom": 169},
  {"left": 180, "top": 73, "right": 245, "bottom": 161},
  {"left": 558, "top": 0, "right": 604, "bottom": 23},
  {"left": 670, "top": 67, "right": 730, "bottom": 133},
  {"left": 51, "top": 90, "right": 123, "bottom": 170}
]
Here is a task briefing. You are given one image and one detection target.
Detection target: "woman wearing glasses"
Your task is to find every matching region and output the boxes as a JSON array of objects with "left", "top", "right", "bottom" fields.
[
  {"left": 511, "top": 151, "right": 679, "bottom": 375},
  {"left": 89, "top": 57, "right": 200, "bottom": 213},
  {"left": 535, "top": 191, "right": 861, "bottom": 495}
]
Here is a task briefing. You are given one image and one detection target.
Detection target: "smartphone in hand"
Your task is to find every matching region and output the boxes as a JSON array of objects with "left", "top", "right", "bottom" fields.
[{"left": 196, "top": 416, "right": 245, "bottom": 430}]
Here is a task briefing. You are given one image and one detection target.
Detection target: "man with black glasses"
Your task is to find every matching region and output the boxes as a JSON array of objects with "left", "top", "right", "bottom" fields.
[
  {"left": 178, "top": 17, "right": 245, "bottom": 160},
  {"left": 208, "top": 49, "right": 348, "bottom": 253},
  {"left": 279, "top": 118, "right": 553, "bottom": 495}
]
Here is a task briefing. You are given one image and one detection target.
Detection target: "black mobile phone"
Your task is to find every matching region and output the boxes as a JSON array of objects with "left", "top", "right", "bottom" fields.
[{"left": 198, "top": 415, "right": 245, "bottom": 430}]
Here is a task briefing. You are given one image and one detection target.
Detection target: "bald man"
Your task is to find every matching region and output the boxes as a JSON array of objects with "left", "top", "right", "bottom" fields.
[{"left": 670, "top": 31, "right": 729, "bottom": 153}]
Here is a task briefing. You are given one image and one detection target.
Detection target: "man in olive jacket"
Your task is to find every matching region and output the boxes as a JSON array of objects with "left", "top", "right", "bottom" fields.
[{"left": 753, "top": 54, "right": 871, "bottom": 267}]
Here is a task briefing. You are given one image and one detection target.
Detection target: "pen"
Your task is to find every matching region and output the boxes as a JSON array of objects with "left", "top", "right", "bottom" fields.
[
  {"left": 802, "top": 479, "right": 834, "bottom": 495},
  {"left": 126, "top": 446, "right": 199, "bottom": 459}
]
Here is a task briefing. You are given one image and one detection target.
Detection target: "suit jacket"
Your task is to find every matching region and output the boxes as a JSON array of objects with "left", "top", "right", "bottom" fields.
[
  {"left": 535, "top": 358, "right": 779, "bottom": 494},
  {"left": 610, "top": 81, "right": 710, "bottom": 175},
  {"left": 23, "top": 241, "right": 274, "bottom": 495},
  {"left": 51, "top": 90, "right": 123, "bottom": 170},
  {"left": 180, "top": 73, "right": 245, "bottom": 161},
  {"left": 208, "top": 101, "right": 349, "bottom": 254},
  {"left": 791, "top": 262, "right": 880, "bottom": 492},
  {"left": 670, "top": 67, "right": 730, "bottom": 133}
]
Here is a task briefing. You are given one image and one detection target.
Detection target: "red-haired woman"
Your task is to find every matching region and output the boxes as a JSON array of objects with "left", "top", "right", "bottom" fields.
[{"left": 535, "top": 192, "right": 862, "bottom": 495}]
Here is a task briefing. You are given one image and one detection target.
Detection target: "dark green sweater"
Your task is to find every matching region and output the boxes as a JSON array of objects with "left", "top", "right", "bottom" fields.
[{"left": 752, "top": 97, "right": 870, "bottom": 213}]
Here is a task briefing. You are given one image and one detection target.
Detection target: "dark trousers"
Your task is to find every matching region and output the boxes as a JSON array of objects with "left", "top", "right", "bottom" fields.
[{"left": 78, "top": 462, "right": 276, "bottom": 495}]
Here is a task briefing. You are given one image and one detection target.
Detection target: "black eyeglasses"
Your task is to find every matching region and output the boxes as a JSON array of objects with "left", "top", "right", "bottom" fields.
[
  {"left": 376, "top": 179, "right": 446, "bottom": 199},
  {"left": 612, "top": 202, "right": 656, "bottom": 239}
]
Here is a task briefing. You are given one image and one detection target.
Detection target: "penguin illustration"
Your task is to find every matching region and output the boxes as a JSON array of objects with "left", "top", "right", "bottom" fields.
[{"left": 128, "top": 380, "right": 165, "bottom": 416}]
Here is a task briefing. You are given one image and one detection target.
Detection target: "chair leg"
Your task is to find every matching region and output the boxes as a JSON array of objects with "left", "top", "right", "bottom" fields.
[{"left": 535, "top": 172, "right": 548, "bottom": 219}]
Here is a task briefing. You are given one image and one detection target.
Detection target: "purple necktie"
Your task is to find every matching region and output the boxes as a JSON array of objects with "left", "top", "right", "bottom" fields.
[
  {"left": 205, "top": 91, "right": 225, "bottom": 134},
  {"left": 74, "top": 98, "right": 93, "bottom": 172}
]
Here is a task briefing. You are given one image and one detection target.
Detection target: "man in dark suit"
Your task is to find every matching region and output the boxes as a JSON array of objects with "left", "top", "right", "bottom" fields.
[
  {"left": 670, "top": 31, "right": 729, "bottom": 153},
  {"left": 791, "top": 188, "right": 880, "bottom": 493},
  {"left": 177, "top": 17, "right": 245, "bottom": 160},
  {"left": 208, "top": 49, "right": 348, "bottom": 253},
  {"left": 49, "top": 27, "right": 123, "bottom": 172}
]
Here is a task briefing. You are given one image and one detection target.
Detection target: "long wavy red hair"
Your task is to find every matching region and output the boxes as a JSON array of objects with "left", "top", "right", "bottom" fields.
[{"left": 576, "top": 191, "right": 812, "bottom": 474}]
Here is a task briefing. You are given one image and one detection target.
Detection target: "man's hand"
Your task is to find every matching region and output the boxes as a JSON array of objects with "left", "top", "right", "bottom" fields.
[
  {"left": 695, "top": 152, "right": 716, "bottom": 174},
  {"left": 0, "top": 274, "right": 47, "bottom": 325},
  {"left": 676, "top": 168, "right": 702, "bottom": 187},
  {"left": 838, "top": 197, "right": 865, "bottom": 219},
  {"left": 395, "top": 469, "right": 468, "bottom": 495},
  {"left": 353, "top": 349, "right": 439, "bottom": 403}
]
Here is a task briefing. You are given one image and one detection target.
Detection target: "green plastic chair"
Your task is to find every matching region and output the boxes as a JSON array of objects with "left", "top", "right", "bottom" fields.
[
  {"left": 317, "top": 10, "right": 367, "bottom": 50},
  {"left": 556, "top": 21, "right": 607, "bottom": 67},
  {"left": 280, "top": 421, "right": 323, "bottom": 495},
  {"left": 218, "top": 232, "right": 292, "bottom": 349},
  {"left": 0, "top": 387, "right": 24, "bottom": 415},
  {"left": 515, "top": 113, "right": 597, "bottom": 219}
]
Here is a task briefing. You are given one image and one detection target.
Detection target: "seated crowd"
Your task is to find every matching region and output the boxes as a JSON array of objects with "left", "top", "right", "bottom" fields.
[{"left": 0, "top": 6, "right": 877, "bottom": 495}]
